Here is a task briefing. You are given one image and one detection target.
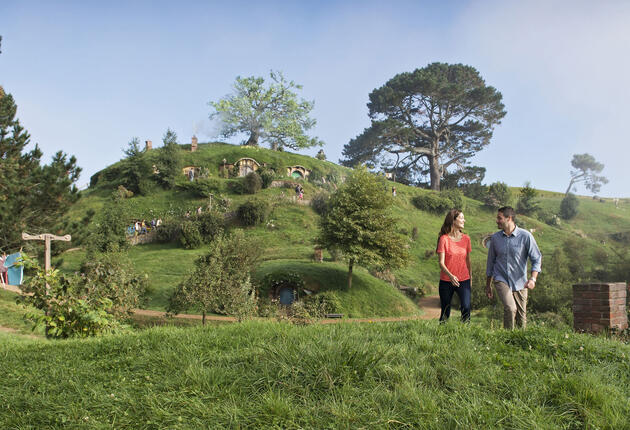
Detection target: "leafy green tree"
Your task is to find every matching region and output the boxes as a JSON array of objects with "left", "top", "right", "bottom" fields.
[
  {"left": 341, "top": 63, "right": 506, "bottom": 190},
  {"left": 318, "top": 166, "right": 409, "bottom": 289},
  {"left": 516, "top": 181, "right": 540, "bottom": 216},
  {"left": 316, "top": 149, "right": 326, "bottom": 160},
  {"left": 209, "top": 70, "right": 323, "bottom": 151},
  {"left": 0, "top": 89, "right": 81, "bottom": 251},
  {"left": 565, "top": 153, "right": 608, "bottom": 196},
  {"left": 484, "top": 181, "right": 512, "bottom": 209},
  {"left": 156, "top": 128, "right": 181, "bottom": 189},
  {"left": 168, "top": 231, "right": 261, "bottom": 323}
]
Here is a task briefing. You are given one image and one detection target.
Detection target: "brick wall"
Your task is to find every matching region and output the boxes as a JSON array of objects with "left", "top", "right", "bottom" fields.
[{"left": 573, "top": 283, "right": 628, "bottom": 333}]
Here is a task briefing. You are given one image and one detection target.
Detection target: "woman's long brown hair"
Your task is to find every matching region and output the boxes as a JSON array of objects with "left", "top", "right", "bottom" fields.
[{"left": 436, "top": 209, "right": 462, "bottom": 251}]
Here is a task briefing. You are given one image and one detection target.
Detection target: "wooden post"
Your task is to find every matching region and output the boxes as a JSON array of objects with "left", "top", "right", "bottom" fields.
[
  {"left": 22, "top": 233, "right": 71, "bottom": 338},
  {"left": 22, "top": 233, "right": 71, "bottom": 273}
]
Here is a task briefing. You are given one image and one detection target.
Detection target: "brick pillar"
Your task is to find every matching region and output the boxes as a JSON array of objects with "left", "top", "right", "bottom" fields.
[
  {"left": 573, "top": 283, "right": 628, "bottom": 333},
  {"left": 145, "top": 140, "right": 152, "bottom": 151},
  {"left": 191, "top": 136, "right": 198, "bottom": 152}
]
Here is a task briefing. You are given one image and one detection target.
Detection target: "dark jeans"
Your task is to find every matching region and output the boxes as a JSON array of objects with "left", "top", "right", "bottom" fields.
[{"left": 439, "top": 279, "right": 471, "bottom": 323}]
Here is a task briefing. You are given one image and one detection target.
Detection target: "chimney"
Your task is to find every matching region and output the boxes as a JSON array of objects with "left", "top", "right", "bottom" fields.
[
  {"left": 145, "top": 140, "right": 152, "bottom": 151},
  {"left": 191, "top": 135, "right": 198, "bottom": 152}
]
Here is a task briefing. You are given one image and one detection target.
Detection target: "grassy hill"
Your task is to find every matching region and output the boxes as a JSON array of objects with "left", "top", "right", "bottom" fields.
[
  {"left": 49, "top": 141, "right": 630, "bottom": 318},
  {"left": 1, "top": 319, "right": 629, "bottom": 428}
]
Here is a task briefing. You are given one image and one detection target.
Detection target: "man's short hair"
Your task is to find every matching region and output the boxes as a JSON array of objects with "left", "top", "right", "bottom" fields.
[{"left": 498, "top": 206, "right": 516, "bottom": 220}]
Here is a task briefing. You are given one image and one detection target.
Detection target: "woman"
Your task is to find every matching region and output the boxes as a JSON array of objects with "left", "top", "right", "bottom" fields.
[{"left": 436, "top": 209, "right": 472, "bottom": 323}]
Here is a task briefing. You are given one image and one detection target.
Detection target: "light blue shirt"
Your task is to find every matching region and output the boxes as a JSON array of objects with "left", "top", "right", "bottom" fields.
[{"left": 486, "top": 226, "right": 542, "bottom": 292}]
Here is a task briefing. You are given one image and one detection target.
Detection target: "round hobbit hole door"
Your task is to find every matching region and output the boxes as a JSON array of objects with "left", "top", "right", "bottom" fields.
[
  {"left": 278, "top": 287, "right": 295, "bottom": 305},
  {"left": 291, "top": 171, "right": 303, "bottom": 179}
]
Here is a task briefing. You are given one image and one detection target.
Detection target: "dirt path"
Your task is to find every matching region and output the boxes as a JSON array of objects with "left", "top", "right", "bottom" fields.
[
  {"left": 2, "top": 285, "right": 443, "bottom": 325},
  {"left": 416, "top": 295, "right": 442, "bottom": 320}
]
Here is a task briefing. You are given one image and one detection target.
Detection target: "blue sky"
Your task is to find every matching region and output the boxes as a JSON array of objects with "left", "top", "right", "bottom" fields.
[{"left": 1, "top": 0, "right": 628, "bottom": 196}]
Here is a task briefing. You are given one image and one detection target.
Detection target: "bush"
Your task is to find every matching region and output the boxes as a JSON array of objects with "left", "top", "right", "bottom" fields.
[
  {"left": 18, "top": 255, "right": 122, "bottom": 338},
  {"left": 560, "top": 193, "right": 579, "bottom": 220},
  {"left": 244, "top": 171, "right": 263, "bottom": 194},
  {"left": 412, "top": 191, "right": 457, "bottom": 213},
  {"left": 179, "top": 221, "right": 203, "bottom": 249},
  {"left": 80, "top": 252, "right": 148, "bottom": 318},
  {"left": 237, "top": 198, "right": 270, "bottom": 226},
  {"left": 226, "top": 178, "right": 246, "bottom": 194},
  {"left": 168, "top": 231, "right": 261, "bottom": 322},
  {"left": 484, "top": 182, "right": 512, "bottom": 209},
  {"left": 537, "top": 209, "right": 561, "bottom": 226},
  {"left": 310, "top": 192, "right": 330, "bottom": 215},
  {"left": 184, "top": 178, "right": 223, "bottom": 198},
  {"left": 196, "top": 211, "right": 224, "bottom": 242},
  {"left": 155, "top": 218, "right": 181, "bottom": 243},
  {"left": 259, "top": 169, "right": 275, "bottom": 189},
  {"left": 441, "top": 188, "right": 465, "bottom": 211},
  {"left": 302, "top": 291, "right": 343, "bottom": 315}
]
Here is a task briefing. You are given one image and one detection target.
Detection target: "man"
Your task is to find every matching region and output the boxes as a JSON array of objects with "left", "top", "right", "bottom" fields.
[{"left": 485, "top": 206, "right": 542, "bottom": 329}]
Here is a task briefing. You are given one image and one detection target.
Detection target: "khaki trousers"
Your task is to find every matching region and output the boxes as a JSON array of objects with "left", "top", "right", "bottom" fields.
[{"left": 494, "top": 281, "right": 528, "bottom": 329}]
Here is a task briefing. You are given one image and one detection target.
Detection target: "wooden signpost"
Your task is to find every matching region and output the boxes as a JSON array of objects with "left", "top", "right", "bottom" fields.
[
  {"left": 21, "top": 232, "right": 71, "bottom": 273},
  {"left": 22, "top": 233, "right": 71, "bottom": 338}
]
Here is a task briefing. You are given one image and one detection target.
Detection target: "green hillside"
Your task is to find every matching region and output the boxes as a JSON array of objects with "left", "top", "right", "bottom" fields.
[{"left": 50, "top": 142, "right": 630, "bottom": 318}]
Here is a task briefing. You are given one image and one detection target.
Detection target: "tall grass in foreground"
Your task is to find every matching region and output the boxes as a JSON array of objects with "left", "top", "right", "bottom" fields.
[{"left": 1, "top": 321, "right": 629, "bottom": 429}]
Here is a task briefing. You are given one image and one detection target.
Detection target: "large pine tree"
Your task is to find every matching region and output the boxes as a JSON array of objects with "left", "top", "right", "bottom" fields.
[{"left": 0, "top": 89, "right": 81, "bottom": 251}]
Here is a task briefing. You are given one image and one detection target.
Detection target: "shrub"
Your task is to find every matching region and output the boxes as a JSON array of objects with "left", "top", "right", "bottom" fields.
[
  {"left": 484, "top": 182, "right": 512, "bottom": 209},
  {"left": 237, "top": 198, "right": 270, "bottom": 226},
  {"left": 244, "top": 171, "right": 263, "bottom": 194},
  {"left": 18, "top": 254, "right": 122, "bottom": 338},
  {"left": 411, "top": 226, "right": 419, "bottom": 241},
  {"left": 537, "top": 209, "right": 561, "bottom": 226},
  {"left": 412, "top": 191, "right": 454, "bottom": 213},
  {"left": 168, "top": 231, "right": 261, "bottom": 322},
  {"left": 80, "top": 252, "right": 148, "bottom": 318},
  {"left": 303, "top": 291, "right": 342, "bottom": 315},
  {"left": 196, "top": 211, "right": 224, "bottom": 242},
  {"left": 184, "top": 178, "right": 223, "bottom": 198},
  {"left": 310, "top": 192, "right": 330, "bottom": 215},
  {"left": 441, "top": 188, "right": 465, "bottom": 211},
  {"left": 179, "top": 221, "right": 203, "bottom": 249},
  {"left": 560, "top": 193, "right": 579, "bottom": 220},
  {"left": 226, "top": 178, "right": 246, "bottom": 194},
  {"left": 259, "top": 169, "right": 275, "bottom": 189},
  {"left": 155, "top": 218, "right": 181, "bottom": 243}
]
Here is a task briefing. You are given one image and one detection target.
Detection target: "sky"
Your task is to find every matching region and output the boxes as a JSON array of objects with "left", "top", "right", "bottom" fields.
[{"left": 1, "top": 0, "right": 629, "bottom": 197}]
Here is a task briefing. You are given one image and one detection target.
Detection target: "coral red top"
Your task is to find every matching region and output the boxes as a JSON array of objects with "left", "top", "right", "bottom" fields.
[{"left": 437, "top": 234, "right": 471, "bottom": 282}]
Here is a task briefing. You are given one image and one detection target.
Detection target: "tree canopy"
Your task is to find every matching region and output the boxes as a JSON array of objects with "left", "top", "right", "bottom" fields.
[
  {"left": 317, "top": 166, "right": 409, "bottom": 289},
  {"left": 0, "top": 90, "right": 81, "bottom": 251},
  {"left": 565, "top": 153, "right": 608, "bottom": 196},
  {"left": 209, "top": 70, "right": 323, "bottom": 151},
  {"left": 341, "top": 62, "right": 506, "bottom": 190},
  {"left": 168, "top": 231, "right": 260, "bottom": 323}
]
